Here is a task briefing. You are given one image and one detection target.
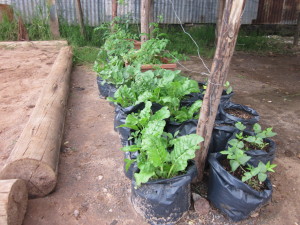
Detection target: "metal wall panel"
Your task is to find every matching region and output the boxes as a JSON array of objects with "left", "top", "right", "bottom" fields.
[{"left": 0, "top": 0, "right": 298, "bottom": 25}]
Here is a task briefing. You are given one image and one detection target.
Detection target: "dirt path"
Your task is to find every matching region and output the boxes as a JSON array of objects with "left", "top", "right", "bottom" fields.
[
  {"left": 23, "top": 52, "right": 300, "bottom": 225},
  {"left": 0, "top": 46, "right": 60, "bottom": 168}
]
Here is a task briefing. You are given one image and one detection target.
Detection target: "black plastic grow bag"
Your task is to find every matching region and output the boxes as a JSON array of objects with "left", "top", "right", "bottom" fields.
[
  {"left": 166, "top": 119, "right": 198, "bottom": 137},
  {"left": 181, "top": 82, "right": 234, "bottom": 107},
  {"left": 131, "top": 163, "right": 197, "bottom": 225},
  {"left": 209, "top": 123, "right": 239, "bottom": 154},
  {"left": 124, "top": 151, "right": 138, "bottom": 180},
  {"left": 218, "top": 102, "right": 259, "bottom": 126},
  {"left": 114, "top": 103, "right": 162, "bottom": 146},
  {"left": 96, "top": 76, "right": 117, "bottom": 98},
  {"left": 227, "top": 131, "right": 276, "bottom": 167},
  {"left": 207, "top": 153, "right": 273, "bottom": 222}
]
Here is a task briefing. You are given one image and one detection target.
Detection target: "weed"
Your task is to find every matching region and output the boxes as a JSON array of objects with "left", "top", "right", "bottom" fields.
[{"left": 0, "top": 14, "right": 18, "bottom": 41}]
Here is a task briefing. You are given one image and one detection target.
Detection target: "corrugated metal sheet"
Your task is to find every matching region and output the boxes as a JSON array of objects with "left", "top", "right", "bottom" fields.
[
  {"left": 254, "top": 0, "right": 300, "bottom": 24},
  {"left": 0, "top": 0, "right": 298, "bottom": 25}
]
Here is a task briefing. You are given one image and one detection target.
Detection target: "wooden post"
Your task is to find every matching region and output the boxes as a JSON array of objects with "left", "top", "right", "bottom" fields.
[
  {"left": 293, "top": 11, "right": 300, "bottom": 46},
  {"left": 194, "top": 0, "right": 246, "bottom": 182},
  {"left": 112, "top": 0, "right": 118, "bottom": 20},
  {"left": 0, "top": 47, "right": 73, "bottom": 197},
  {"left": 216, "top": 0, "right": 225, "bottom": 44},
  {"left": 149, "top": 0, "right": 154, "bottom": 38},
  {"left": 141, "top": 0, "right": 150, "bottom": 42},
  {"left": 17, "top": 16, "right": 29, "bottom": 41},
  {"left": 0, "top": 179, "right": 28, "bottom": 225},
  {"left": 75, "top": 0, "right": 86, "bottom": 39},
  {"left": 47, "top": 0, "right": 60, "bottom": 38}
]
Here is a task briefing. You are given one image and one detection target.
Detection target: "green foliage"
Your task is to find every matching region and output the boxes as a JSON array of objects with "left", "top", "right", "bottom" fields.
[
  {"left": 0, "top": 14, "right": 18, "bottom": 41},
  {"left": 224, "top": 81, "right": 233, "bottom": 95},
  {"left": 172, "top": 100, "right": 202, "bottom": 123},
  {"left": 221, "top": 139, "right": 276, "bottom": 189},
  {"left": 234, "top": 122, "right": 277, "bottom": 149}
]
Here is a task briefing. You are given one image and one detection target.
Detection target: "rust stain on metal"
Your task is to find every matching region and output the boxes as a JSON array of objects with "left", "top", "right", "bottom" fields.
[{"left": 255, "top": 0, "right": 299, "bottom": 24}]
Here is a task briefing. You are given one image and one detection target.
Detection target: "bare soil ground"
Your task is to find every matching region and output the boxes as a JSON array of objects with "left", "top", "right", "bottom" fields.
[
  {"left": 1, "top": 47, "right": 299, "bottom": 224},
  {"left": 0, "top": 45, "right": 60, "bottom": 168}
]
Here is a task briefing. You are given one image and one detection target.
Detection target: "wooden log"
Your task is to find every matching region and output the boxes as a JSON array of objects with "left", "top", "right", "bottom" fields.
[
  {"left": 215, "top": 0, "right": 225, "bottom": 44},
  {"left": 0, "top": 179, "right": 28, "bottom": 225},
  {"left": 141, "top": 0, "right": 150, "bottom": 42},
  {"left": 195, "top": 0, "right": 246, "bottom": 182},
  {"left": 0, "top": 40, "right": 67, "bottom": 49},
  {"left": 0, "top": 46, "right": 73, "bottom": 197}
]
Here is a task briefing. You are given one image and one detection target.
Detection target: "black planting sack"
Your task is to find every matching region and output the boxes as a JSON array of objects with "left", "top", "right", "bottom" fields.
[
  {"left": 131, "top": 162, "right": 197, "bottom": 225},
  {"left": 209, "top": 123, "right": 239, "bottom": 154},
  {"left": 114, "top": 103, "right": 162, "bottom": 146},
  {"left": 218, "top": 102, "right": 259, "bottom": 126},
  {"left": 227, "top": 131, "right": 276, "bottom": 167},
  {"left": 207, "top": 153, "right": 273, "bottom": 222},
  {"left": 181, "top": 82, "right": 234, "bottom": 107},
  {"left": 124, "top": 151, "right": 138, "bottom": 180},
  {"left": 166, "top": 119, "right": 198, "bottom": 137},
  {"left": 96, "top": 76, "right": 117, "bottom": 98}
]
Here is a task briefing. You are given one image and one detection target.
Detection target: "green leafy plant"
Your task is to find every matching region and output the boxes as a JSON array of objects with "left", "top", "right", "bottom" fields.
[
  {"left": 234, "top": 122, "right": 277, "bottom": 149},
  {"left": 221, "top": 139, "right": 276, "bottom": 190},
  {"left": 224, "top": 81, "right": 233, "bottom": 95},
  {"left": 123, "top": 129, "right": 203, "bottom": 187},
  {"left": 171, "top": 100, "right": 202, "bottom": 123}
]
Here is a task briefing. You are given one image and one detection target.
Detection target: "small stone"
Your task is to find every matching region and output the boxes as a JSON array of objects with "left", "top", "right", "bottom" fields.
[
  {"left": 109, "top": 209, "right": 113, "bottom": 212},
  {"left": 73, "top": 210, "right": 80, "bottom": 218},
  {"left": 250, "top": 212, "right": 259, "bottom": 218},
  {"left": 103, "top": 188, "right": 108, "bottom": 193},
  {"left": 97, "top": 175, "right": 103, "bottom": 181},
  {"left": 194, "top": 196, "right": 210, "bottom": 216},
  {"left": 76, "top": 175, "right": 81, "bottom": 181},
  {"left": 192, "top": 193, "right": 201, "bottom": 201},
  {"left": 267, "top": 100, "right": 272, "bottom": 103}
]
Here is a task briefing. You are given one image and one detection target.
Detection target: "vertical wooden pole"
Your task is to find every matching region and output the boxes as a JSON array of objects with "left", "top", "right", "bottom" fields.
[
  {"left": 149, "top": 0, "right": 154, "bottom": 38},
  {"left": 195, "top": 0, "right": 246, "bottom": 182},
  {"left": 293, "top": 11, "right": 300, "bottom": 46},
  {"left": 216, "top": 0, "right": 225, "bottom": 44},
  {"left": 48, "top": 0, "right": 60, "bottom": 38},
  {"left": 112, "top": 0, "right": 118, "bottom": 20},
  {"left": 141, "top": 0, "right": 150, "bottom": 42},
  {"left": 75, "top": 0, "right": 86, "bottom": 38}
]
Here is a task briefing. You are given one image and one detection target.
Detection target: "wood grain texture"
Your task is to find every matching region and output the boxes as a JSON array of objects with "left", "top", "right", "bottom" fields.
[
  {"left": 0, "top": 47, "right": 73, "bottom": 197},
  {"left": 195, "top": 0, "right": 246, "bottom": 181},
  {"left": 141, "top": 0, "right": 150, "bottom": 42},
  {"left": 0, "top": 179, "right": 28, "bottom": 225}
]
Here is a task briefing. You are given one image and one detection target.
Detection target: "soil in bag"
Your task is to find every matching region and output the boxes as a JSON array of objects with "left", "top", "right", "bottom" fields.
[
  {"left": 131, "top": 163, "right": 197, "bottom": 225},
  {"left": 207, "top": 153, "right": 273, "bottom": 222},
  {"left": 218, "top": 102, "right": 259, "bottom": 126}
]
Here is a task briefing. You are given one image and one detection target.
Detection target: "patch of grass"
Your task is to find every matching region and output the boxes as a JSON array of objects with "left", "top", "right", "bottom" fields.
[
  {"left": 73, "top": 46, "right": 100, "bottom": 65},
  {"left": 236, "top": 31, "right": 286, "bottom": 53},
  {"left": 162, "top": 25, "right": 216, "bottom": 58},
  {"left": 0, "top": 15, "right": 18, "bottom": 41}
]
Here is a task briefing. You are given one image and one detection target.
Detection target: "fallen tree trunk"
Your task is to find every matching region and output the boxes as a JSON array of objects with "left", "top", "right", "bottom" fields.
[
  {"left": 0, "top": 46, "right": 73, "bottom": 197},
  {"left": 0, "top": 179, "right": 28, "bottom": 225}
]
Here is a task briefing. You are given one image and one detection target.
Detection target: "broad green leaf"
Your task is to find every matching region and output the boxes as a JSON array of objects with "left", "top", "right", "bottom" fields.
[
  {"left": 242, "top": 172, "right": 253, "bottom": 182},
  {"left": 258, "top": 172, "right": 267, "bottom": 182},
  {"left": 230, "top": 160, "right": 240, "bottom": 172},
  {"left": 142, "top": 136, "right": 168, "bottom": 167},
  {"left": 135, "top": 91, "right": 153, "bottom": 105},
  {"left": 169, "top": 134, "right": 203, "bottom": 176},
  {"left": 134, "top": 171, "right": 155, "bottom": 187},
  {"left": 244, "top": 136, "right": 256, "bottom": 143},
  {"left": 253, "top": 123, "right": 262, "bottom": 134},
  {"left": 235, "top": 122, "right": 246, "bottom": 131},
  {"left": 238, "top": 155, "right": 251, "bottom": 165},
  {"left": 124, "top": 159, "right": 135, "bottom": 172},
  {"left": 150, "top": 106, "right": 170, "bottom": 121},
  {"left": 121, "top": 145, "right": 140, "bottom": 152},
  {"left": 142, "top": 120, "right": 166, "bottom": 137}
]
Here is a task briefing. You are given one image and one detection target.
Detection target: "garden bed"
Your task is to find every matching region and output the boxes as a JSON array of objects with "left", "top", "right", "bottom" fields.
[{"left": 0, "top": 43, "right": 61, "bottom": 168}]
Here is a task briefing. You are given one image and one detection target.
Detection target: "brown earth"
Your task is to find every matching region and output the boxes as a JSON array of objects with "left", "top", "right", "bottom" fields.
[
  {"left": 0, "top": 45, "right": 60, "bottom": 168},
  {"left": 0, "top": 45, "right": 299, "bottom": 225}
]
